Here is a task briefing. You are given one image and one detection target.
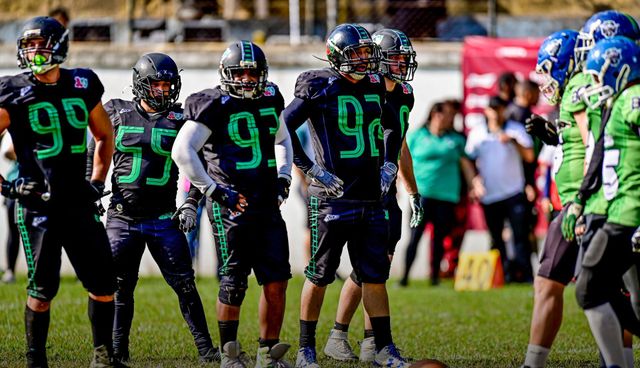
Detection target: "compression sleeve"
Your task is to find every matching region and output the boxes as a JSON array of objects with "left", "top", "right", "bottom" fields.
[{"left": 172, "top": 120, "right": 216, "bottom": 197}]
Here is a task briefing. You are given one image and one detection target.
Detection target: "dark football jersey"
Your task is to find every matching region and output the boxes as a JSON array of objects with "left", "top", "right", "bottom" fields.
[
  {"left": 104, "top": 99, "right": 184, "bottom": 218},
  {"left": 285, "top": 68, "right": 387, "bottom": 201},
  {"left": 0, "top": 68, "right": 104, "bottom": 209},
  {"left": 184, "top": 83, "right": 284, "bottom": 210},
  {"left": 384, "top": 82, "right": 415, "bottom": 198}
]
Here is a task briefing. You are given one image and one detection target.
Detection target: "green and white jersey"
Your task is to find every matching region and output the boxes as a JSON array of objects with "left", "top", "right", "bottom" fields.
[
  {"left": 553, "top": 73, "right": 588, "bottom": 205},
  {"left": 603, "top": 84, "right": 640, "bottom": 227}
]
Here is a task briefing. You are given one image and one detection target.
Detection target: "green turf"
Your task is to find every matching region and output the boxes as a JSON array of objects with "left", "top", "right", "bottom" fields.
[{"left": 0, "top": 275, "right": 629, "bottom": 367}]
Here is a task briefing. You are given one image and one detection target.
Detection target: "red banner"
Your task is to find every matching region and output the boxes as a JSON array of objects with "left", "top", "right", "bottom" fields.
[{"left": 462, "top": 36, "right": 546, "bottom": 131}]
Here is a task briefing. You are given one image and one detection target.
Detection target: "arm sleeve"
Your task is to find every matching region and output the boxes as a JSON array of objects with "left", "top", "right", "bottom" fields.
[
  {"left": 282, "top": 97, "right": 315, "bottom": 173},
  {"left": 576, "top": 107, "right": 611, "bottom": 203},
  {"left": 274, "top": 116, "right": 293, "bottom": 180},
  {"left": 382, "top": 102, "right": 402, "bottom": 164},
  {"left": 171, "top": 120, "right": 216, "bottom": 197}
]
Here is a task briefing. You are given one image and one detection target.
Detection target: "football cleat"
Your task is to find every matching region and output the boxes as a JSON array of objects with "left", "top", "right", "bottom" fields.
[
  {"left": 255, "top": 342, "right": 293, "bottom": 368},
  {"left": 359, "top": 336, "right": 376, "bottom": 362},
  {"left": 295, "top": 347, "right": 320, "bottom": 368},
  {"left": 323, "top": 329, "right": 357, "bottom": 361},
  {"left": 374, "top": 344, "right": 408, "bottom": 368},
  {"left": 221, "top": 341, "right": 249, "bottom": 368}
]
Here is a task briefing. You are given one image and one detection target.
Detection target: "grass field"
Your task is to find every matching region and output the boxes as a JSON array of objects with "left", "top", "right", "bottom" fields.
[{"left": 0, "top": 275, "right": 628, "bottom": 367}]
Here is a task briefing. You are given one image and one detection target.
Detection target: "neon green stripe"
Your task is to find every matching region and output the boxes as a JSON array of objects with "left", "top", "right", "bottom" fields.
[
  {"left": 305, "top": 196, "right": 319, "bottom": 279},
  {"left": 212, "top": 202, "right": 230, "bottom": 274},
  {"left": 16, "top": 203, "right": 37, "bottom": 292}
]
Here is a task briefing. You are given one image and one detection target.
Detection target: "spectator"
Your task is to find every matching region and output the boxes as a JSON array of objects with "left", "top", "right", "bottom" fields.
[
  {"left": 48, "top": 7, "right": 70, "bottom": 28},
  {"left": 401, "top": 101, "right": 475, "bottom": 286},
  {"left": 1, "top": 133, "right": 18, "bottom": 284},
  {"left": 496, "top": 72, "right": 517, "bottom": 105},
  {"left": 465, "top": 96, "right": 535, "bottom": 283}
]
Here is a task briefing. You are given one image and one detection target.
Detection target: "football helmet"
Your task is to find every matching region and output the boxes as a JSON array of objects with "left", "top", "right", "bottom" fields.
[
  {"left": 326, "top": 23, "right": 381, "bottom": 80},
  {"left": 575, "top": 10, "right": 640, "bottom": 66},
  {"left": 535, "top": 30, "right": 579, "bottom": 105},
  {"left": 582, "top": 36, "right": 640, "bottom": 109},
  {"left": 372, "top": 28, "right": 417, "bottom": 83},
  {"left": 17, "top": 16, "right": 69, "bottom": 75},
  {"left": 219, "top": 40, "right": 268, "bottom": 99},
  {"left": 132, "top": 53, "right": 181, "bottom": 112}
]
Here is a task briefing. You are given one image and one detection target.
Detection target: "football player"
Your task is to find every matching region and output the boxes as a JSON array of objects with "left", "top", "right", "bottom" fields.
[
  {"left": 575, "top": 36, "right": 640, "bottom": 368},
  {"left": 322, "top": 28, "right": 424, "bottom": 364},
  {"left": 88, "top": 53, "right": 218, "bottom": 364},
  {"left": 283, "top": 23, "right": 408, "bottom": 367},
  {"left": 172, "top": 41, "right": 293, "bottom": 368},
  {"left": 0, "top": 16, "right": 120, "bottom": 367}
]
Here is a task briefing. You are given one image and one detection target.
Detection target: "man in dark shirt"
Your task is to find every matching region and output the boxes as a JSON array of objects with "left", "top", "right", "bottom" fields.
[
  {"left": 0, "top": 16, "right": 120, "bottom": 367},
  {"left": 283, "top": 24, "right": 408, "bottom": 368}
]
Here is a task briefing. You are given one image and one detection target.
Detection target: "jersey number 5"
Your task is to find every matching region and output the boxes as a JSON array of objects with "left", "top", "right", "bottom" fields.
[{"left": 116, "top": 126, "right": 177, "bottom": 186}]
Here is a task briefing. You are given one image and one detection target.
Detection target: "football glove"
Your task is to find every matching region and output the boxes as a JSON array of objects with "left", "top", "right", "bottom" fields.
[
  {"left": 89, "top": 180, "right": 108, "bottom": 216},
  {"left": 305, "top": 164, "right": 344, "bottom": 198},
  {"left": 1, "top": 177, "right": 39, "bottom": 199},
  {"left": 380, "top": 161, "right": 398, "bottom": 197},
  {"left": 277, "top": 176, "right": 291, "bottom": 206},
  {"left": 561, "top": 199, "right": 584, "bottom": 242},
  {"left": 409, "top": 193, "right": 424, "bottom": 228},
  {"left": 209, "top": 183, "right": 242, "bottom": 209},
  {"left": 525, "top": 114, "right": 559, "bottom": 145},
  {"left": 172, "top": 197, "right": 198, "bottom": 233}
]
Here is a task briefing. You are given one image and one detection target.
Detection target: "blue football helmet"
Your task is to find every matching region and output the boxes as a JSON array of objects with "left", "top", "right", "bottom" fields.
[
  {"left": 583, "top": 36, "right": 640, "bottom": 108},
  {"left": 536, "top": 30, "right": 579, "bottom": 105},
  {"left": 575, "top": 10, "right": 640, "bottom": 66}
]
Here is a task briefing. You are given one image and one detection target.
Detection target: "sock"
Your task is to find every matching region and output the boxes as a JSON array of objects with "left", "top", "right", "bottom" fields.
[
  {"left": 218, "top": 320, "right": 239, "bottom": 347},
  {"left": 584, "top": 303, "right": 625, "bottom": 368},
  {"left": 299, "top": 320, "right": 317, "bottom": 348},
  {"left": 88, "top": 297, "right": 114, "bottom": 350},
  {"left": 523, "top": 344, "right": 550, "bottom": 368},
  {"left": 333, "top": 322, "right": 349, "bottom": 332},
  {"left": 259, "top": 338, "right": 279, "bottom": 349},
  {"left": 369, "top": 316, "right": 392, "bottom": 352},
  {"left": 25, "top": 306, "right": 50, "bottom": 354},
  {"left": 364, "top": 329, "right": 375, "bottom": 339},
  {"left": 624, "top": 347, "right": 633, "bottom": 368}
]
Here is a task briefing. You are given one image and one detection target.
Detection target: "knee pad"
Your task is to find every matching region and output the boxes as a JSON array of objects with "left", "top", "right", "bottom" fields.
[
  {"left": 349, "top": 270, "right": 362, "bottom": 288},
  {"left": 218, "top": 279, "right": 248, "bottom": 306},
  {"left": 170, "top": 277, "right": 197, "bottom": 296}
]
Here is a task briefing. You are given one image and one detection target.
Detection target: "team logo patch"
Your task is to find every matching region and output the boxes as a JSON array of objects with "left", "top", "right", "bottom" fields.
[
  {"left": 368, "top": 74, "right": 381, "bottom": 83},
  {"left": 632, "top": 97, "right": 640, "bottom": 110},
  {"left": 74, "top": 76, "right": 88, "bottom": 89},
  {"left": 20, "top": 86, "right": 32, "bottom": 97},
  {"left": 222, "top": 96, "right": 230, "bottom": 104},
  {"left": 544, "top": 39, "right": 562, "bottom": 58},
  {"left": 32, "top": 216, "right": 47, "bottom": 227},
  {"left": 401, "top": 83, "right": 413, "bottom": 94},
  {"left": 599, "top": 20, "right": 620, "bottom": 38},
  {"left": 118, "top": 108, "right": 132, "bottom": 114},
  {"left": 166, "top": 111, "right": 184, "bottom": 120},
  {"left": 324, "top": 214, "right": 340, "bottom": 222},
  {"left": 572, "top": 85, "right": 587, "bottom": 104},
  {"left": 603, "top": 47, "right": 622, "bottom": 67},
  {"left": 263, "top": 86, "right": 275, "bottom": 97}
]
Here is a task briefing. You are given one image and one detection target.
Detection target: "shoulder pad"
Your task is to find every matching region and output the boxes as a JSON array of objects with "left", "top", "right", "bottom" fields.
[
  {"left": 184, "top": 88, "right": 221, "bottom": 123},
  {"left": 294, "top": 69, "right": 335, "bottom": 100},
  {"left": 0, "top": 73, "right": 32, "bottom": 107}
]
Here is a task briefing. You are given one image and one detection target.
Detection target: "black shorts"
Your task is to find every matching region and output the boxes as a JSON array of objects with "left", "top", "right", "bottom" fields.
[
  {"left": 17, "top": 203, "right": 115, "bottom": 301},
  {"left": 306, "top": 196, "right": 390, "bottom": 287},
  {"left": 207, "top": 201, "right": 291, "bottom": 286},
  {"left": 537, "top": 204, "right": 578, "bottom": 285}
]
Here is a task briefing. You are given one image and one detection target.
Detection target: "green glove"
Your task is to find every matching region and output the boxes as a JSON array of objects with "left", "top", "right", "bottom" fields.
[{"left": 561, "top": 198, "right": 584, "bottom": 242}]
